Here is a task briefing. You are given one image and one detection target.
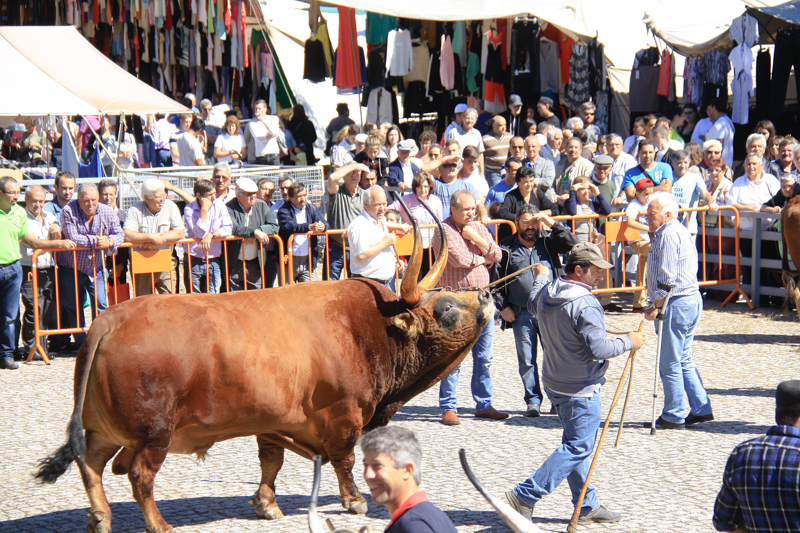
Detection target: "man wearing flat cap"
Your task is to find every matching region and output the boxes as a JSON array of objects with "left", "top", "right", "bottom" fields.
[
  {"left": 226, "top": 177, "right": 279, "bottom": 290},
  {"left": 713, "top": 380, "right": 800, "bottom": 532},
  {"left": 387, "top": 139, "right": 420, "bottom": 191},
  {"left": 505, "top": 242, "right": 645, "bottom": 525}
]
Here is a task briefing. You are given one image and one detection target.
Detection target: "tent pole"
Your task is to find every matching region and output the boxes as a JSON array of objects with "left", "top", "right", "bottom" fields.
[
  {"left": 346, "top": 7, "right": 363, "bottom": 125},
  {"left": 113, "top": 112, "right": 124, "bottom": 180}
]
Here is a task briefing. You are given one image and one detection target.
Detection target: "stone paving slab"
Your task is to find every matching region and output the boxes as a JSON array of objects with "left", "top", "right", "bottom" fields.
[{"left": 0, "top": 300, "right": 797, "bottom": 533}]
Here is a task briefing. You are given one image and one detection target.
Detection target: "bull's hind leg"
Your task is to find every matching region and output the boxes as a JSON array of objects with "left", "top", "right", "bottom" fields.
[
  {"left": 249, "top": 436, "right": 285, "bottom": 520},
  {"left": 325, "top": 435, "right": 368, "bottom": 514},
  {"left": 127, "top": 443, "right": 171, "bottom": 533},
  {"left": 77, "top": 431, "right": 121, "bottom": 533}
]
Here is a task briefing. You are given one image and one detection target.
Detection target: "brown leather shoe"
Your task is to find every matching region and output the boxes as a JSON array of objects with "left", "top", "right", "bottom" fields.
[
  {"left": 441, "top": 410, "right": 460, "bottom": 426},
  {"left": 474, "top": 407, "right": 509, "bottom": 420}
]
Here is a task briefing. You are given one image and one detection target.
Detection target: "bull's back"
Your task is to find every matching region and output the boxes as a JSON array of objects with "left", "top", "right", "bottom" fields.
[{"left": 81, "top": 282, "right": 400, "bottom": 449}]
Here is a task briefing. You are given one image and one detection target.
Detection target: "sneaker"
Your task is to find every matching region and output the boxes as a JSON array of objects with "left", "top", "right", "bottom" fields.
[
  {"left": 524, "top": 404, "right": 541, "bottom": 418},
  {"left": 441, "top": 410, "right": 460, "bottom": 426},
  {"left": 685, "top": 412, "right": 714, "bottom": 425},
  {"left": 579, "top": 505, "right": 621, "bottom": 523},
  {"left": 643, "top": 416, "right": 685, "bottom": 430},
  {"left": 1, "top": 358, "right": 20, "bottom": 370},
  {"left": 504, "top": 490, "right": 534, "bottom": 520}
]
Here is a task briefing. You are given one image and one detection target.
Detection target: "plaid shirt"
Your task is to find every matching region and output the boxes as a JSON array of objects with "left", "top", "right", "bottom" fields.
[
  {"left": 58, "top": 201, "right": 124, "bottom": 278},
  {"left": 713, "top": 425, "right": 800, "bottom": 532},
  {"left": 432, "top": 216, "right": 501, "bottom": 289}
]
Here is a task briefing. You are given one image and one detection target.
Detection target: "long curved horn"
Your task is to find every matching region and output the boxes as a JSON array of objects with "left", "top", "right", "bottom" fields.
[
  {"left": 416, "top": 196, "right": 448, "bottom": 290},
  {"left": 459, "top": 449, "right": 545, "bottom": 533},
  {"left": 393, "top": 191, "right": 424, "bottom": 307},
  {"left": 308, "top": 455, "right": 327, "bottom": 533}
]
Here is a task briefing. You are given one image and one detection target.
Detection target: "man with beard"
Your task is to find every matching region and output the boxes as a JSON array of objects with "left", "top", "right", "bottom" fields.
[{"left": 497, "top": 204, "right": 578, "bottom": 417}]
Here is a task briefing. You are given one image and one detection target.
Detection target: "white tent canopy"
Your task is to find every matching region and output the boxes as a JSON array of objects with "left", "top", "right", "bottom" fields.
[{"left": 0, "top": 26, "right": 187, "bottom": 118}]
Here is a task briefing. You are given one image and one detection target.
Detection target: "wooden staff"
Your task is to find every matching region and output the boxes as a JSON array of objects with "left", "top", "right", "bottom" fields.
[
  {"left": 614, "top": 320, "right": 644, "bottom": 448},
  {"left": 482, "top": 263, "right": 541, "bottom": 290},
  {"left": 567, "top": 320, "right": 646, "bottom": 533}
]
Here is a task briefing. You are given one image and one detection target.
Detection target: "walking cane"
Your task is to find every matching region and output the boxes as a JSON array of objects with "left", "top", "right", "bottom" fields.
[
  {"left": 614, "top": 319, "right": 646, "bottom": 447},
  {"left": 566, "top": 321, "right": 646, "bottom": 533},
  {"left": 650, "top": 282, "right": 674, "bottom": 436}
]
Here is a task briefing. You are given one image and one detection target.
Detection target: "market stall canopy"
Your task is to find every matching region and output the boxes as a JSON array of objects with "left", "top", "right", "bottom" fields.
[
  {"left": 0, "top": 26, "right": 187, "bottom": 117},
  {"left": 747, "top": 1, "right": 800, "bottom": 41}
]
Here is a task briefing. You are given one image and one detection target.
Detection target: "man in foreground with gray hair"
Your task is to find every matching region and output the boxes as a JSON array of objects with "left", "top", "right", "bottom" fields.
[
  {"left": 643, "top": 192, "right": 713, "bottom": 430},
  {"left": 359, "top": 426, "right": 457, "bottom": 533},
  {"left": 123, "top": 179, "right": 185, "bottom": 295}
]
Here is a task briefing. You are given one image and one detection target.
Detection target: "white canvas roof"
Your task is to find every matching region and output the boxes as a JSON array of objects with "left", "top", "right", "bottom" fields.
[{"left": 0, "top": 26, "right": 187, "bottom": 118}]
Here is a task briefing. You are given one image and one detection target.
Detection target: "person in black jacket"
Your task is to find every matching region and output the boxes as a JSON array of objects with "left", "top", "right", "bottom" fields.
[
  {"left": 225, "top": 178, "right": 280, "bottom": 290},
  {"left": 287, "top": 104, "right": 318, "bottom": 165},
  {"left": 277, "top": 181, "right": 328, "bottom": 283},
  {"left": 497, "top": 166, "right": 559, "bottom": 242},
  {"left": 497, "top": 204, "right": 578, "bottom": 417}
]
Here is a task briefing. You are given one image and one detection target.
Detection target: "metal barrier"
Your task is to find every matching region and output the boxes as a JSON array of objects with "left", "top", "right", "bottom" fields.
[{"left": 27, "top": 235, "right": 285, "bottom": 364}]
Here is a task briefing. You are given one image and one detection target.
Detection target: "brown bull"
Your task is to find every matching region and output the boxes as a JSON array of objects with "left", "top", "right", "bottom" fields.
[
  {"left": 781, "top": 195, "right": 800, "bottom": 320},
  {"left": 35, "top": 210, "right": 495, "bottom": 533}
]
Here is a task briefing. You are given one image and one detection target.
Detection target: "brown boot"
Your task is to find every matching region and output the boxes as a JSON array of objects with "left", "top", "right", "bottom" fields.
[
  {"left": 474, "top": 407, "right": 509, "bottom": 420},
  {"left": 441, "top": 410, "right": 460, "bottom": 426}
]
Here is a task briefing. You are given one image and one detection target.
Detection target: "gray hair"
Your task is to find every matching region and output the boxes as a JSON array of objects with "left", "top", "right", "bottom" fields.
[
  {"left": 212, "top": 161, "right": 231, "bottom": 175},
  {"left": 450, "top": 189, "right": 476, "bottom": 209},
  {"left": 77, "top": 183, "right": 98, "bottom": 198},
  {"left": 97, "top": 178, "right": 118, "bottom": 193},
  {"left": 702, "top": 139, "right": 722, "bottom": 152},
  {"left": 141, "top": 178, "right": 165, "bottom": 199},
  {"left": 546, "top": 128, "right": 562, "bottom": 141},
  {"left": 358, "top": 427, "right": 423, "bottom": 485},
  {"left": 606, "top": 133, "right": 623, "bottom": 144},
  {"left": 185, "top": 92, "right": 196, "bottom": 101},
  {"left": 744, "top": 152, "right": 763, "bottom": 164},
  {"left": 670, "top": 149, "right": 690, "bottom": 163},
  {"left": 537, "top": 122, "right": 553, "bottom": 135},
  {"left": 746, "top": 133, "right": 767, "bottom": 149},
  {"left": 580, "top": 102, "right": 597, "bottom": 113},
  {"left": 199, "top": 98, "right": 212, "bottom": 108},
  {"left": 464, "top": 107, "right": 478, "bottom": 118},
  {"left": 649, "top": 191, "right": 679, "bottom": 218},
  {"left": 793, "top": 143, "right": 800, "bottom": 161},
  {"left": 565, "top": 117, "right": 584, "bottom": 130},
  {"left": 25, "top": 185, "right": 46, "bottom": 199},
  {"left": 363, "top": 185, "right": 387, "bottom": 205},
  {"left": 515, "top": 203, "right": 540, "bottom": 223}
]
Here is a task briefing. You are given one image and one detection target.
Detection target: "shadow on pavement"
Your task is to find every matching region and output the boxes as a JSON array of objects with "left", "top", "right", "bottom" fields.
[
  {"left": 694, "top": 333, "right": 800, "bottom": 345},
  {"left": 0, "top": 494, "right": 348, "bottom": 533},
  {"left": 706, "top": 387, "right": 775, "bottom": 398}
]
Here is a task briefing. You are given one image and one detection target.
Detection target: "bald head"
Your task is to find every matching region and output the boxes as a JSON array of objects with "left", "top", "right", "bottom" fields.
[
  {"left": 525, "top": 135, "right": 541, "bottom": 161},
  {"left": 363, "top": 185, "right": 388, "bottom": 221}
]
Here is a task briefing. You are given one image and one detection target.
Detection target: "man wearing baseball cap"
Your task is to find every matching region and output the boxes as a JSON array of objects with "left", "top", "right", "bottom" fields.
[
  {"left": 713, "top": 380, "right": 800, "bottom": 532},
  {"left": 505, "top": 241, "right": 645, "bottom": 525},
  {"left": 537, "top": 96, "right": 561, "bottom": 129},
  {"left": 444, "top": 103, "right": 468, "bottom": 139},
  {"left": 502, "top": 94, "right": 525, "bottom": 137}
]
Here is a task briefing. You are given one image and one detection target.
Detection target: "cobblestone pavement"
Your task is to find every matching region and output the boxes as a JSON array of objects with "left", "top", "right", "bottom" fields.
[{"left": 1, "top": 298, "right": 797, "bottom": 533}]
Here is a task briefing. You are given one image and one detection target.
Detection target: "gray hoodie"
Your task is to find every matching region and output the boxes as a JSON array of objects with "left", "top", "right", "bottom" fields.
[{"left": 528, "top": 275, "right": 633, "bottom": 396}]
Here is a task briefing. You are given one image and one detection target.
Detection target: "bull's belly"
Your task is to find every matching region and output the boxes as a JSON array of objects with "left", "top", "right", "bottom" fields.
[{"left": 167, "top": 425, "right": 324, "bottom": 460}]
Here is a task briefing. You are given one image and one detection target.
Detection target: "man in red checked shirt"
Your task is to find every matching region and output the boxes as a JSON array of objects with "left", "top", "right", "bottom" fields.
[
  {"left": 432, "top": 189, "right": 507, "bottom": 426},
  {"left": 360, "top": 426, "right": 457, "bottom": 533}
]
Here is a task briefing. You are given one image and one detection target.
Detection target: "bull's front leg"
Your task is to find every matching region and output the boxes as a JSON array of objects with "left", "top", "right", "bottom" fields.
[
  {"left": 327, "top": 444, "right": 368, "bottom": 514},
  {"left": 250, "top": 436, "right": 285, "bottom": 520}
]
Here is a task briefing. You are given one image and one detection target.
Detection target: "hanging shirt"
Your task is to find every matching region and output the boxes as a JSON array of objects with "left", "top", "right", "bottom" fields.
[
  {"left": 440, "top": 35, "right": 455, "bottom": 90},
  {"left": 385, "top": 29, "right": 414, "bottom": 77},
  {"left": 729, "top": 43, "right": 754, "bottom": 125}
]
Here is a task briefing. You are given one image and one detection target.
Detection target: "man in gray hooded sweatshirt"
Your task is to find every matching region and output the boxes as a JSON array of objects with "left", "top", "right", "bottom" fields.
[{"left": 505, "top": 242, "right": 646, "bottom": 525}]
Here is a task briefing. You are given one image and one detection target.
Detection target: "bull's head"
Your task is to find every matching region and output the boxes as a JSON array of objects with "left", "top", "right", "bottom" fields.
[{"left": 394, "top": 194, "right": 449, "bottom": 308}]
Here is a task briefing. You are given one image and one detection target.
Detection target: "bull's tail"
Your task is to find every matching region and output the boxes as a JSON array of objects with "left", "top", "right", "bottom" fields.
[{"left": 34, "top": 327, "right": 106, "bottom": 484}]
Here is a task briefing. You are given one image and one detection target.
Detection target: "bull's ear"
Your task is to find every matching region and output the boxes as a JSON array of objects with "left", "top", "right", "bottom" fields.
[{"left": 392, "top": 312, "right": 420, "bottom": 339}]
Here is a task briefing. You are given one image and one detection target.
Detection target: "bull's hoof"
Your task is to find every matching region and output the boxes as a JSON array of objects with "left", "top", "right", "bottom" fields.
[
  {"left": 86, "top": 511, "right": 110, "bottom": 533},
  {"left": 145, "top": 525, "right": 173, "bottom": 533},
  {"left": 249, "top": 497, "right": 284, "bottom": 520},
  {"left": 347, "top": 500, "right": 368, "bottom": 515}
]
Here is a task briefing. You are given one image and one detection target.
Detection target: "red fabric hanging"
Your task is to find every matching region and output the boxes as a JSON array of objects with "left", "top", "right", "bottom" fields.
[
  {"left": 240, "top": 0, "right": 249, "bottom": 68},
  {"left": 225, "top": 0, "right": 233, "bottom": 34},
  {"left": 496, "top": 18, "right": 508, "bottom": 70},
  {"left": 165, "top": 0, "right": 173, "bottom": 31},
  {"left": 335, "top": 6, "right": 360, "bottom": 88},
  {"left": 92, "top": 0, "right": 100, "bottom": 24},
  {"left": 656, "top": 49, "right": 673, "bottom": 97}
]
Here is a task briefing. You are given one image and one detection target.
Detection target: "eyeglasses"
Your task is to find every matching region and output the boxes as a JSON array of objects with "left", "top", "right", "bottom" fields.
[{"left": 151, "top": 195, "right": 166, "bottom": 201}]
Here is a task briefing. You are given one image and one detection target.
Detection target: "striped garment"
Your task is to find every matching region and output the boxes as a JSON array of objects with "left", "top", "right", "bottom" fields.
[
  {"left": 432, "top": 216, "right": 501, "bottom": 289},
  {"left": 713, "top": 425, "right": 800, "bottom": 532},
  {"left": 58, "top": 201, "right": 124, "bottom": 279},
  {"left": 646, "top": 218, "right": 699, "bottom": 303}
]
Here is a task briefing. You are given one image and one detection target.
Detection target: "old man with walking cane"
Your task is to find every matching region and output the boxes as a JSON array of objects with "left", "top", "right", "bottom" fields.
[
  {"left": 504, "top": 242, "right": 645, "bottom": 525},
  {"left": 643, "top": 191, "right": 714, "bottom": 430}
]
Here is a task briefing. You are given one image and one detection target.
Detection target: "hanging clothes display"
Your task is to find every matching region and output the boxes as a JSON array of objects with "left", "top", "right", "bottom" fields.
[
  {"left": 564, "top": 42, "right": 589, "bottom": 112},
  {"left": 481, "top": 28, "right": 506, "bottom": 114},
  {"left": 440, "top": 35, "right": 455, "bottom": 90},
  {"left": 768, "top": 28, "right": 800, "bottom": 117},
  {"left": 729, "top": 43, "right": 754, "bottom": 124},
  {"left": 756, "top": 48, "right": 771, "bottom": 118},
  {"left": 334, "top": 6, "right": 362, "bottom": 90},
  {"left": 366, "top": 12, "right": 397, "bottom": 48},
  {"left": 539, "top": 37, "right": 559, "bottom": 95},
  {"left": 366, "top": 87, "right": 398, "bottom": 125},
  {"left": 510, "top": 19, "right": 541, "bottom": 110},
  {"left": 386, "top": 28, "right": 414, "bottom": 77},
  {"left": 656, "top": 50, "right": 674, "bottom": 98},
  {"left": 699, "top": 49, "right": 730, "bottom": 108},
  {"left": 683, "top": 56, "right": 703, "bottom": 106},
  {"left": 629, "top": 47, "right": 661, "bottom": 113},
  {"left": 304, "top": 37, "right": 327, "bottom": 83}
]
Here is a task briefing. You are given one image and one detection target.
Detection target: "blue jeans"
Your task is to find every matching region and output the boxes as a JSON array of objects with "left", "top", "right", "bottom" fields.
[
  {"left": 187, "top": 257, "right": 222, "bottom": 294},
  {"left": 513, "top": 389, "right": 601, "bottom": 513},
  {"left": 0, "top": 261, "right": 23, "bottom": 362},
  {"left": 439, "top": 319, "right": 494, "bottom": 412},
  {"left": 657, "top": 291, "right": 712, "bottom": 424},
  {"left": 326, "top": 243, "right": 351, "bottom": 281},
  {"left": 154, "top": 148, "right": 172, "bottom": 167},
  {"left": 485, "top": 171, "right": 503, "bottom": 187},
  {"left": 57, "top": 266, "right": 107, "bottom": 346},
  {"left": 511, "top": 308, "right": 543, "bottom": 406}
]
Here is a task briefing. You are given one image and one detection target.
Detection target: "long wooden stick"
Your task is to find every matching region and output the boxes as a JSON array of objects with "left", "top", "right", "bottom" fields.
[
  {"left": 614, "top": 319, "right": 645, "bottom": 448},
  {"left": 567, "top": 320, "right": 645, "bottom": 533},
  {"left": 482, "top": 263, "right": 540, "bottom": 290}
]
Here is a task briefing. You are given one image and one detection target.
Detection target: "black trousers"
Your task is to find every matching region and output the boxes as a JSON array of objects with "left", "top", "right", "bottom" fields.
[
  {"left": 756, "top": 49, "right": 772, "bottom": 119},
  {"left": 769, "top": 30, "right": 800, "bottom": 118},
  {"left": 14, "top": 266, "right": 55, "bottom": 354}
]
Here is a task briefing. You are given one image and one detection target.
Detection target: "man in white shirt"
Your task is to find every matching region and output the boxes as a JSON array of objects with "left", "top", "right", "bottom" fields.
[
  {"left": 705, "top": 97, "right": 735, "bottom": 168},
  {"left": 16, "top": 185, "right": 60, "bottom": 358},
  {"left": 347, "top": 186, "right": 400, "bottom": 291},
  {"left": 444, "top": 103, "right": 467, "bottom": 138},
  {"left": 248, "top": 99, "right": 281, "bottom": 165},
  {"left": 605, "top": 133, "right": 637, "bottom": 194},
  {"left": 690, "top": 116, "right": 714, "bottom": 145},
  {"left": 540, "top": 127, "right": 563, "bottom": 165},
  {"left": 445, "top": 108, "right": 485, "bottom": 173},
  {"left": 176, "top": 117, "right": 206, "bottom": 166}
]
